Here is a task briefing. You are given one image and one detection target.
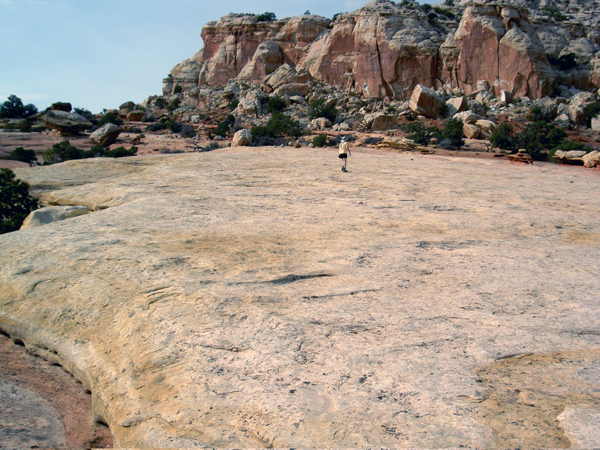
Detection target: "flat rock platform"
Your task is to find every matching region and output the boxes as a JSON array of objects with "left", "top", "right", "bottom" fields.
[{"left": 1, "top": 147, "right": 599, "bottom": 448}]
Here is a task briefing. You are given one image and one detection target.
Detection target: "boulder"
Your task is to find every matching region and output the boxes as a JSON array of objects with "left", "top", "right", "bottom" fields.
[
  {"left": 591, "top": 116, "right": 600, "bottom": 131},
  {"left": 237, "top": 97, "right": 262, "bottom": 117},
  {"left": 41, "top": 111, "right": 93, "bottom": 136},
  {"left": 409, "top": 85, "right": 444, "bottom": 119},
  {"left": 231, "top": 129, "right": 252, "bottom": 147},
  {"left": 475, "top": 119, "right": 497, "bottom": 134},
  {"left": 274, "top": 83, "right": 311, "bottom": 97},
  {"left": 20, "top": 206, "right": 88, "bottom": 230},
  {"left": 370, "top": 113, "right": 398, "bottom": 131},
  {"left": 583, "top": 150, "right": 600, "bottom": 168},
  {"left": 127, "top": 110, "right": 145, "bottom": 122},
  {"left": 568, "top": 92, "right": 596, "bottom": 125},
  {"left": 499, "top": 90, "right": 513, "bottom": 103},
  {"left": 454, "top": 111, "right": 479, "bottom": 125},
  {"left": 310, "top": 117, "right": 332, "bottom": 130},
  {"left": 446, "top": 96, "right": 468, "bottom": 116},
  {"left": 90, "top": 123, "right": 122, "bottom": 147},
  {"left": 463, "top": 123, "right": 481, "bottom": 139}
]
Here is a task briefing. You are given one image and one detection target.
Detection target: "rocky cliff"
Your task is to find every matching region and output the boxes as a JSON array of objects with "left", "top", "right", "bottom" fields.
[{"left": 163, "top": 0, "right": 600, "bottom": 101}]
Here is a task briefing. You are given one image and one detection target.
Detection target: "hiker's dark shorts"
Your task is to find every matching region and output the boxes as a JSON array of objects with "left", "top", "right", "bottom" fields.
[{"left": 338, "top": 154, "right": 347, "bottom": 159}]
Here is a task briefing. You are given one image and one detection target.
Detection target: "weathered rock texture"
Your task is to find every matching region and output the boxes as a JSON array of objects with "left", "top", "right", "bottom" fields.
[
  {"left": 1, "top": 149, "right": 600, "bottom": 448},
  {"left": 163, "top": 0, "right": 600, "bottom": 101}
]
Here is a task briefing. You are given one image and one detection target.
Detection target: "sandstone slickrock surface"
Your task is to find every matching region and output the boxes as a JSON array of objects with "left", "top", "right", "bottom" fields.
[{"left": 1, "top": 148, "right": 600, "bottom": 447}]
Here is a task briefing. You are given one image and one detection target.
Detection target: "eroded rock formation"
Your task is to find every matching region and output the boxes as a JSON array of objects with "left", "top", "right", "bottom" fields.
[{"left": 163, "top": 0, "right": 600, "bottom": 102}]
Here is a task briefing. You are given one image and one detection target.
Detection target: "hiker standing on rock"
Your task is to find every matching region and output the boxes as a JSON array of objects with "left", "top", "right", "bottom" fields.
[{"left": 339, "top": 137, "right": 351, "bottom": 172}]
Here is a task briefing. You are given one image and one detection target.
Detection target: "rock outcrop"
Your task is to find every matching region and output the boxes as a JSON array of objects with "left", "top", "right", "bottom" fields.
[
  {"left": 40, "top": 111, "right": 93, "bottom": 136},
  {"left": 163, "top": 0, "right": 600, "bottom": 103},
  {"left": 20, "top": 206, "right": 88, "bottom": 230}
]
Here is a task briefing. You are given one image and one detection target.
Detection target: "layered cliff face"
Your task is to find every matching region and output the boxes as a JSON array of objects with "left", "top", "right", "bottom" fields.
[{"left": 164, "top": 0, "right": 600, "bottom": 101}]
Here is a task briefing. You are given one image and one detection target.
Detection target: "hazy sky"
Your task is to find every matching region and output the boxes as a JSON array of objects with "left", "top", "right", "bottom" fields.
[{"left": 1, "top": 0, "right": 431, "bottom": 113}]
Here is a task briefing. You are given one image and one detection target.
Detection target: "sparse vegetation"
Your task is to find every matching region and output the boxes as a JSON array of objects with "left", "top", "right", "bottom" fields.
[
  {"left": 489, "top": 122, "right": 516, "bottom": 152},
  {"left": 256, "top": 12, "right": 276, "bottom": 22},
  {"left": 0, "top": 168, "right": 40, "bottom": 234},
  {"left": 308, "top": 98, "right": 337, "bottom": 123},
  {"left": 10, "top": 147, "right": 37, "bottom": 166},
  {"left": 146, "top": 122, "right": 167, "bottom": 132},
  {"left": 166, "top": 119, "right": 183, "bottom": 133},
  {"left": 229, "top": 98, "right": 240, "bottom": 111},
  {"left": 583, "top": 103, "right": 600, "bottom": 127},
  {"left": 406, "top": 122, "right": 440, "bottom": 146},
  {"left": 542, "top": 6, "right": 568, "bottom": 21},
  {"left": 98, "top": 111, "right": 123, "bottom": 127},
  {"left": 154, "top": 97, "right": 167, "bottom": 109},
  {"left": 0, "top": 95, "right": 38, "bottom": 119},
  {"left": 440, "top": 118, "right": 465, "bottom": 148},
  {"left": 548, "top": 53, "right": 577, "bottom": 71},
  {"left": 173, "top": 84, "right": 183, "bottom": 94},
  {"left": 313, "top": 134, "right": 328, "bottom": 147},
  {"left": 214, "top": 115, "right": 236, "bottom": 137},
  {"left": 168, "top": 98, "right": 182, "bottom": 111},
  {"left": 251, "top": 112, "right": 302, "bottom": 144},
  {"left": 74, "top": 108, "right": 98, "bottom": 125},
  {"left": 42, "top": 140, "right": 137, "bottom": 165},
  {"left": 266, "top": 96, "right": 287, "bottom": 113}
]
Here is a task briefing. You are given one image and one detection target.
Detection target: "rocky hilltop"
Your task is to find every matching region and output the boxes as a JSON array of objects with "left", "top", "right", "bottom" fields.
[{"left": 164, "top": 0, "right": 600, "bottom": 102}]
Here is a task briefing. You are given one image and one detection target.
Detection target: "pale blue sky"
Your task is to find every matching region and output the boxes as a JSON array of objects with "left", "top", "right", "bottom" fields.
[{"left": 0, "top": 0, "right": 430, "bottom": 113}]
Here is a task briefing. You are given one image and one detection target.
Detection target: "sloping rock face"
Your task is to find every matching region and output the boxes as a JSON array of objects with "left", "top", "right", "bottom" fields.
[
  {"left": 2, "top": 151, "right": 600, "bottom": 448},
  {"left": 164, "top": 0, "right": 600, "bottom": 102},
  {"left": 452, "top": 5, "right": 555, "bottom": 98}
]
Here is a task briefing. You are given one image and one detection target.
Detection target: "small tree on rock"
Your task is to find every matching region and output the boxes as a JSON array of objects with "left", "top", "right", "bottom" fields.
[{"left": 0, "top": 168, "right": 39, "bottom": 234}]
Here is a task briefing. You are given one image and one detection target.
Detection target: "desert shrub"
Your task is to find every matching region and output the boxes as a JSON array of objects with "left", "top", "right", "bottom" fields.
[
  {"left": 154, "top": 97, "right": 167, "bottom": 109},
  {"left": 432, "top": 6, "right": 455, "bottom": 18},
  {"left": 542, "top": 7, "right": 568, "bottom": 21},
  {"left": 43, "top": 140, "right": 83, "bottom": 164},
  {"left": 548, "top": 53, "right": 577, "bottom": 71},
  {"left": 146, "top": 122, "right": 166, "bottom": 132},
  {"left": 105, "top": 146, "right": 138, "bottom": 158},
  {"left": 514, "top": 120, "right": 569, "bottom": 160},
  {"left": 74, "top": 108, "right": 98, "bottom": 125},
  {"left": 313, "top": 134, "right": 328, "bottom": 147},
  {"left": 18, "top": 119, "right": 32, "bottom": 132},
  {"left": 0, "top": 168, "right": 40, "bottom": 234},
  {"left": 229, "top": 98, "right": 239, "bottom": 110},
  {"left": 421, "top": 3, "right": 432, "bottom": 11},
  {"left": 583, "top": 103, "right": 600, "bottom": 127},
  {"left": 266, "top": 96, "right": 287, "bottom": 113},
  {"left": 527, "top": 105, "right": 554, "bottom": 123},
  {"left": 10, "top": 147, "right": 37, "bottom": 166},
  {"left": 258, "top": 112, "right": 301, "bottom": 138},
  {"left": 141, "top": 114, "right": 156, "bottom": 123},
  {"left": 406, "top": 121, "right": 440, "bottom": 146},
  {"left": 441, "top": 118, "right": 465, "bottom": 148},
  {"left": 166, "top": 119, "right": 183, "bottom": 133},
  {"left": 362, "top": 136, "right": 383, "bottom": 145},
  {"left": 0, "top": 95, "right": 38, "bottom": 119},
  {"left": 308, "top": 98, "right": 337, "bottom": 123},
  {"left": 98, "top": 111, "right": 123, "bottom": 127},
  {"left": 256, "top": 12, "right": 276, "bottom": 22},
  {"left": 489, "top": 122, "right": 516, "bottom": 151},
  {"left": 214, "top": 115, "right": 236, "bottom": 137},
  {"left": 173, "top": 84, "right": 183, "bottom": 94},
  {"left": 168, "top": 98, "right": 182, "bottom": 111},
  {"left": 179, "top": 124, "right": 195, "bottom": 137}
]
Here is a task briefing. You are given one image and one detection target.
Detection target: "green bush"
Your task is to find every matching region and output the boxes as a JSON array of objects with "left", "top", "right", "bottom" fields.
[
  {"left": 256, "top": 12, "right": 276, "bottom": 22},
  {"left": 584, "top": 103, "right": 600, "bottom": 127},
  {"left": 168, "top": 98, "right": 181, "bottom": 111},
  {"left": 43, "top": 141, "right": 83, "bottom": 164},
  {"left": 548, "top": 53, "right": 577, "bottom": 71},
  {"left": 513, "top": 120, "right": 571, "bottom": 161},
  {"left": 0, "top": 95, "right": 38, "bottom": 119},
  {"left": 266, "top": 96, "right": 287, "bottom": 113},
  {"left": 251, "top": 112, "right": 302, "bottom": 140},
  {"left": 19, "top": 119, "right": 32, "bottom": 132},
  {"left": 173, "top": 84, "right": 183, "bottom": 94},
  {"left": 105, "top": 146, "right": 138, "bottom": 158},
  {"left": 0, "top": 168, "right": 39, "bottom": 234},
  {"left": 154, "top": 97, "right": 167, "bottom": 109},
  {"left": 98, "top": 111, "right": 123, "bottom": 127},
  {"left": 166, "top": 119, "right": 183, "bottom": 133},
  {"left": 214, "top": 114, "right": 236, "bottom": 137},
  {"left": 229, "top": 98, "right": 239, "bottom": 111},
  {"left": 489, "top": 122, "right": 516, "bottom": 151},
  {"left": 406, "top": 121, "right": 440, "bottom": 146},
  {"left": 432, "top": 6, "right": 455, "bottom": 18},
  {"left": 10, "top": 147, "right": 37, "bottom": 166},
  {"left": 308, "top": 98, "right": 337, "bottom": 123},
  {"left": 440, "top": 118, "right": 465, "bottom": 148},
  {"left": 313, "top": 134, "right": 328, "bottom": 147},
  {"left": 73, "top": 108, "right": 98, "bottom": 125},
  {"left": 146, "top": 122, "right": 166, "bottom": 132}
]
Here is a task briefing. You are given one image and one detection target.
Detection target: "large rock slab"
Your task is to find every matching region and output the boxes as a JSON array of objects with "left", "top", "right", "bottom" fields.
[
  {"left": 20, "top": 205, "right": 88, "bottom": 230},
  {"left": 89, "top": 123, "right": 122, "bottom": 147},
  {"left": 41, "top": 111, "right": 93, "bottom": 136},
  {"left": 2, "top": 149, "right": 600, "bottom": 448}
]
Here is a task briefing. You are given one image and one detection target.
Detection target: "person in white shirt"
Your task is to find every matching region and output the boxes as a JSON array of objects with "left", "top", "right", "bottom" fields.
[{"left": 338, "top": 137, "right": 351, "bottom": 172}]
